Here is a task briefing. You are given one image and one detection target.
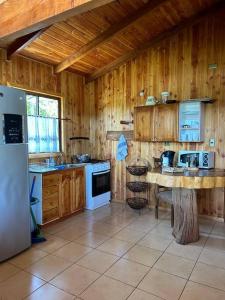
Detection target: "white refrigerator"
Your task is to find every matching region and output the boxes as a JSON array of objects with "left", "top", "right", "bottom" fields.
[{"left": 0, "top": 85, "right": 31, "bottom": 262}]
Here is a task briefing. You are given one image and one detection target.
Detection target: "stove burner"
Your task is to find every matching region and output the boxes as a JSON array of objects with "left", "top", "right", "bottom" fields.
[{"left": 89, "top": 159, "right": 107, "bottom": 164}]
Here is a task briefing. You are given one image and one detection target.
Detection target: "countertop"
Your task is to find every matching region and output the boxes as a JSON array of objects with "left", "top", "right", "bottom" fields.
[
  {"left": 147, "top": 168, "right": 225, "bottom": 189},
  {"left": 29, "top": 163, "right": 87, "bottom": 174}
]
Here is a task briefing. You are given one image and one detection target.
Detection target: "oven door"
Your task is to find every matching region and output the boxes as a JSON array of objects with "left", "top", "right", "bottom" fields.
[{"left": 92, "top": 169, "right": 111, "bottom": 197}]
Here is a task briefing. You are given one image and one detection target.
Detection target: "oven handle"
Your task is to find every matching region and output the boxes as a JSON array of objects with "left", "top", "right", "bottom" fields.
[{"left": 92, "top": 170, "right": 110, "bottom": 176}]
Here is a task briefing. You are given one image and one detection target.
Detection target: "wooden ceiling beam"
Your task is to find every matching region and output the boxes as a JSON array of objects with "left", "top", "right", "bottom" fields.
[
  {"left": 7, "top": 28, "right": 48, "bottom": 60},
  {"left": 55, "top": 0, "right": 168, "bottom": 73},
  {"left": 0, "top": 0, "right": 115, "bottom": 47},
  {"left": 86, "top": 0, "right": 225, "bottom": 83}
]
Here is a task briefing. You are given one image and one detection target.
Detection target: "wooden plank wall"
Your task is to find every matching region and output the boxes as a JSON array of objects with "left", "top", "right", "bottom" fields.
[
  {"left": 0, "top": 49, "right": 87, "bottom": 162},
  {"left": 85, "top": 12, "right": 225, "bottom": 218}
]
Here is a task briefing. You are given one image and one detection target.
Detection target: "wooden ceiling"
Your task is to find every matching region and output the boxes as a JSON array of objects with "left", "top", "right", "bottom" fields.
[{"left": 2, "top": 0, "right": 223, "bottom": 81}]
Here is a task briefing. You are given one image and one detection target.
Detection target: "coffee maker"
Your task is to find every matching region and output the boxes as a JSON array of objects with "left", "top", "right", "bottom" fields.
[{"left": 160, "top": 151, "right": 175, "bottom": 167}]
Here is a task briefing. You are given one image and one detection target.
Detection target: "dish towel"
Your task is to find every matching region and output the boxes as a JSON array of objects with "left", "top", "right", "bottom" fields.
[{"left": 116, "top": 134, "right": 128, "bottom": 161}]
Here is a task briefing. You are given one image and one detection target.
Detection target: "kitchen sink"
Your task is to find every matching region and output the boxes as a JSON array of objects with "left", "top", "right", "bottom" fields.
[{"left": 54, "top": 163, "right": 86, "bottom": 170}]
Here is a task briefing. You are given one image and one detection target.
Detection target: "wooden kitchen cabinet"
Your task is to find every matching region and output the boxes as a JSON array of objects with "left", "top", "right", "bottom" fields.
[
  {"left": 39, "top": 167, "right": 85, "bottom": 225},
  {"left": 72, "top": 168, "right": 85, "bottom": 212},
  {"left": 154, "top": 104, "right": 178, "bottom": 141},
  {"left": 134, "top": 106, "right": 154, "bottom": 141},
  {"left": 61, "top": 171, "right": 73, "bottom": 217},
  {"left": 42, "top": 174, "right": 61, "bottom": 224},
  {"left": 134, "top": 104, "right": 178, "bottom": 142}
]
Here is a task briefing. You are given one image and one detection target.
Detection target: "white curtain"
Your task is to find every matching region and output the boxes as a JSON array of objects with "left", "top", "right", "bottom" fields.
[{"left": 28, "top": 116, "right": 59, "bottom": 153}]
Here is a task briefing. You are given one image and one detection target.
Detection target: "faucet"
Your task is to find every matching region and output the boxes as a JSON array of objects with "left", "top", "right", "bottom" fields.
[{"left": 56, "top": 153, "right": 64, "bottom": 165}]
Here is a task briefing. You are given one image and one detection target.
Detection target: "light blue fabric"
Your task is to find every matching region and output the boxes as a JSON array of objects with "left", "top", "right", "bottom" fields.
[
  {"left": 27, "top": 116, "right": 59, "bottom": 153},
  {"left": 116, "top": 134, "right": 128, "bottom": 161}
]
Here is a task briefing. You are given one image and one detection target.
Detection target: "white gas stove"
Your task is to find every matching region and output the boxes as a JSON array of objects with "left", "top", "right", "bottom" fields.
[{"left": 85, "top": 159, "right": 111, "bottom": 210}]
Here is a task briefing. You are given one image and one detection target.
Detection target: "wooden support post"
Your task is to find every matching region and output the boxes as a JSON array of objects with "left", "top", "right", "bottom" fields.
[{"left": 172, "top": 188, "right": 199, "bottom": 245}]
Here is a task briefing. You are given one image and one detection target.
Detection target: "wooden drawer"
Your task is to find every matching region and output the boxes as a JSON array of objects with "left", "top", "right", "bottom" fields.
[
  {"left": 43, "top": 185, "right": 59, "bottom": 198},
  {"left": 43, "top": 174, "right": 61, "bottom": 187},
  {"left": 43, "top": 195, "right": 59, "bottom": 212},
  {"left": 43, "top": 207, "right": 59, "bottom": 224}
]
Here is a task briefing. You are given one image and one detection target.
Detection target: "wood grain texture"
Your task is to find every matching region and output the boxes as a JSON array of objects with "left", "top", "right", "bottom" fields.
[
  {"left": 85, "top": 12, "right": 225, "bottom": 218},
  {"left": 0, "top": 48, "right": 88, "bottom": 162},
  {"left": 0, "top": 0, "right": 114, "bottom": 45},
  {"left": 18, "top": 0, "right": 218, "bottom": 74},
  {"left": 147, "top": 169, "right": 225, "bottom": 190},
  {"left": 172, "top": 188, "right": 199, "bottom": 244},
  {"left": 55, "top": 0, "right": 167, "bottom": 73}
]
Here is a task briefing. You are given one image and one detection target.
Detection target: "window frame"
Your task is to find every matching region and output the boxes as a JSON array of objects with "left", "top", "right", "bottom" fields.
[{"left": 26, "top": 92, "right": 62, "bottom": 155}]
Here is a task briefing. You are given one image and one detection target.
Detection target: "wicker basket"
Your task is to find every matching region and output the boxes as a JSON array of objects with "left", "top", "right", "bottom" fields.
[
  {"left": 126, "top": 197, "right": 148, "bottom": 210},
  {"left": 126, "top": 181, "right": 149, "bottom": 193},
  {"left": 126, "top": 165, "right": 148, "bottom": 176}
]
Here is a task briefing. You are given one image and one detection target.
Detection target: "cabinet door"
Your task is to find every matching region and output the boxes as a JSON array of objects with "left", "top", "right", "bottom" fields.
[
  {"left": 154, "top": 104, "right": 178, "bottom": 142},
  {"left": 61, "top": 171, "right": 73, "bottom": 217},
  {"left": 72, "top": 168, "right": 85, "bottom": 212},
  {"left": 134, "top": 106, "right": 154, "bottom": 141},
  {"left": 42, "top": 174, "right": 61, "bottom": 224}
]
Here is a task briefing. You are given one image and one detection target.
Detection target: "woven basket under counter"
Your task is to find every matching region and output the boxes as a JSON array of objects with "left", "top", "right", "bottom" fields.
[
  {"left": 126, "top": 165, "right": 148, "bottom": 176},
  {"left": 126, "top": 197, "right": 148, "bottom": 210},
  {"left": 126, "top": 181, "right": 149, "bottom": 193}
]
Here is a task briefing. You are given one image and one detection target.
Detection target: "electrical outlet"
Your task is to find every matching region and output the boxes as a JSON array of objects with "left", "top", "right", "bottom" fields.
[{"left": 209, "top": 138, "right": 215, "bottom": 147}]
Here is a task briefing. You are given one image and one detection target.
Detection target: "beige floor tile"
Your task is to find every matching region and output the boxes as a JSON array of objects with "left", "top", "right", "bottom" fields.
[
  {"left": 9, "top": 248, "right": 47, "bottom": 269},
  {"left": 77, "top": 249, "right": 118, "bottom": 273},
  {"left": 0, "top": 262, "right": 20, "bottom": 283},
  {"left": 211, "top": 222, "right": 225, "bottom": 237},
  {"left": 149, "top": 223, "right": 173, "bottom": 239},
  {"left": 113, "top": 228, "right": 146, "bottom": 243},
  {"left": 97, "top": 238, "right": 134, "bottom": 256},
  {"left": 199, "top": 248, "right": 225, "bottom": 269},
  {"left": 190, "top": 262, "right": 225, "bottom": 291},
  {"left": 138, "top": 269, "right": 186, "bottom": 300},
  {"left": 127, "top": 289, "right": 163, "bottom": 300},
  {"left": 206, "top": 235, "right": 225, "bottom": 252},
  {"left": 0, "top": 271, "right": 45, "bottom": 300},
  {"left": 80, "top": 275, "right": 134, "bottom": 300},
  {"left": 126, "top": 222, "right": 156, "bottom": 233},
  {"left": 54, "top": 225, "right": 88, "bottom": 241},
  {"left": 123, "top": 245, "right": 162, "bottom": 267},
  {"left": 25, "top": 283, "right": 74, "bottom": 299},
  {"left": 166, "top": 236, "right": 206, "bottom": 261},
  {"left": 102, "top": 214, "right": 136, "bottom": 227},
  {"left": 53, "top": 242, "right": 93, "bottom": 262},
  {"left": 180, "top": 281, "right": 225, "bottom": 300},
  {"left": 199, "top": 218, "right": 215, "bottom": 234},
  {"left": 75, "top": 231, "right": 109, "bottom": 248},
  {"left": 25, "top": 254, "right": 72, "bottom": 281},
  {"left": 44, "top": 222, "right": 69, "bottom": 234},
  {"left": 91, "top": 222, "right": 124, "bottom": 236},
  {"left": 154, "top": 253, "right": 195, "bottom": 279},
  {"left": 105, "top": 258, "right": 150, "bottom": 287},
  {"left": 138, "top": 234, "right": 172, "bottom": 251},
  {"left": 35, "top": 235, "right": 69, "bottom": 253},
  {"left": 50, "top": 264, "right": 100, "bottom": 296}
]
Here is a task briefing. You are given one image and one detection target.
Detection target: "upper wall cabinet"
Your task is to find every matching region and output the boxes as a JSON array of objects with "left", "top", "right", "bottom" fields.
[
  {"left": 179, "top": 101, "right": 204, "bottom": 142},
  {"left": 134, "top": 106, "right": 154, "bottom": 141},
  {"left": 134, "top": 104, "right": 178, "bottom": 142}
]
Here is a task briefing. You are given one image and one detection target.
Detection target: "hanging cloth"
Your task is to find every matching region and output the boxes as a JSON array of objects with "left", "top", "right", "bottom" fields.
[{"left": 116, "top": 134, "right": 128, "bottom": 161}]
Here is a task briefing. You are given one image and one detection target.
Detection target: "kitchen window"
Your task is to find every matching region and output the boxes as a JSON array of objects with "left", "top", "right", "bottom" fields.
[{"left": 26, "top": 94, "right": 61, "bottom": 153}]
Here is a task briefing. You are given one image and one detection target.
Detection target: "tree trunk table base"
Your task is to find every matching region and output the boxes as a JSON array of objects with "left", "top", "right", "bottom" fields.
[{"left": 172, "top": 188, "right": 199, "bottom": 245}]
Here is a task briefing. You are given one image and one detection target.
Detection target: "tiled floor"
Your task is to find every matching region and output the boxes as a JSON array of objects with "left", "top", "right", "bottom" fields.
[{"left": 1, "top": 203, "right": 225, "bottom": 300}]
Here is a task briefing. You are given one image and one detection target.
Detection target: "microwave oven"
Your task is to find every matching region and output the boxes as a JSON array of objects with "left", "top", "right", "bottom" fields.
[{"left": 177, "top": 151, "right": 215, "bottom": 169}]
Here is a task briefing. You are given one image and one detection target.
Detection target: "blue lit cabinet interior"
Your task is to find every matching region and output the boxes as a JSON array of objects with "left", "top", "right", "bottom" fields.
[{"left": 179, "top": 101, "right": 204, "bottom": 142}]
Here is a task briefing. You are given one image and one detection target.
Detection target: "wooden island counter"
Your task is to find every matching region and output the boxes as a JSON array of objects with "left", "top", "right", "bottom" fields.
[{"left": 147, "top": 168, "right": 225, "bottom": 245}]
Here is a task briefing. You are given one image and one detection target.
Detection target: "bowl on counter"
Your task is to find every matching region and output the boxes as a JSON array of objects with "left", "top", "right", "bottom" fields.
[{"left": 72, "top": 154, "right": 91, "bottom": 163}]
